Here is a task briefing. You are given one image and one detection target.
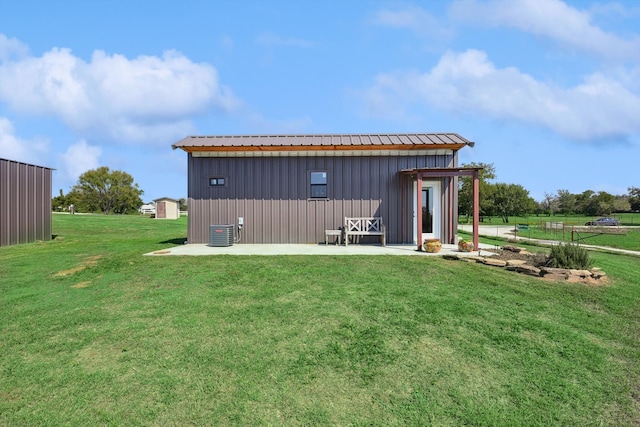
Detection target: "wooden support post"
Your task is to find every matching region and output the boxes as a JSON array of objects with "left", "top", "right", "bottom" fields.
[
  {"left": 472, "top": 170, "right": 479, "bottom": 251},
  {"left": 416, "top": 173, "right": 423, "bottom": 251}
]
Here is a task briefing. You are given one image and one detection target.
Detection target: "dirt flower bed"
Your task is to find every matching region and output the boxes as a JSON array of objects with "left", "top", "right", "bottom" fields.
[{"left": 446, "top": 245, "right": 608, "bottom": 284}]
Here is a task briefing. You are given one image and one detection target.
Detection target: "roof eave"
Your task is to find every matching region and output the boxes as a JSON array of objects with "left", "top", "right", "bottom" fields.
[{"left": 175, "top": 143, "right": 468, "bottom": 153}]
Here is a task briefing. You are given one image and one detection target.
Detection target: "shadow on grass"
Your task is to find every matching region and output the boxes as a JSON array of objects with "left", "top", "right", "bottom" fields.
[{"left": 160, "top": 237, "right": 188, "bottom": 245}]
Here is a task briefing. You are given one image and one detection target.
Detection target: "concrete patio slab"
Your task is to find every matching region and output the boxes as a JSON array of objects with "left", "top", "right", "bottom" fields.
[{"left": 144, "top": 242, "right": 497, "bottom": 257}]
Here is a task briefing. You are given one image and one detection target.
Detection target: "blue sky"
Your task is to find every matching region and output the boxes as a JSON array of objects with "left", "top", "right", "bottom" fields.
[{"left": 1, "top": 0, "right": 639, "bottom": 203}]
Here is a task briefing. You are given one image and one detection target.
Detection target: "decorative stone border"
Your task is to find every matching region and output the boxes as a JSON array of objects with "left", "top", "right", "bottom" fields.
[{"left": 443, "top": 253, "right": 607, "bottom": 282}]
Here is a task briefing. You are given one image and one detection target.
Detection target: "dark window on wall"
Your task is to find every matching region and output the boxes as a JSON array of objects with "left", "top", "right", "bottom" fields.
[
  {"left": 310, "top": 171, "right": 328, "bottom": 199},
  {"left": 209, "top": 177, "right": 226, "bottom": 187}
]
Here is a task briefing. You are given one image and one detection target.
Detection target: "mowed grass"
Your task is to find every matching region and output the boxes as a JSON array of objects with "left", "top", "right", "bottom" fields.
[
  {"left": 523, "top": 227, "right": 640, "bottom": 251},
  {"left": 1, "top": 215, "right": 639, "bottom": 426},
  {"left": 462, "top": 213, "right": 640, "bottom": 227},
  {"left": 462, "top": 213, "right": 640, "bottom": 251}
]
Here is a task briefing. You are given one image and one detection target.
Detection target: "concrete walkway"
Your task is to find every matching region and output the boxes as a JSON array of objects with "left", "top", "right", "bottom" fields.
[
  {"left": 459, "top": 224, "right": 640, "bottom": 257},
  {"left": 145, "top": 242, "right": 496, "bottom": 257},
  {"left": 144, "top": 225, "right": 638, "bottom": 257}
]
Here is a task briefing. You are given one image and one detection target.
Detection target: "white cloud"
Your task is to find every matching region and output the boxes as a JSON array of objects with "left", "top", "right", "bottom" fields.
[
  {"left": 372, "top": 6, "right": 453, "bottom": 40},
  {"left": 60, "top": 140, "right": 102, "bottom": 183},
  {"left": 360, "top": 49, "right": 640, "bottom": 141},
  {"left": 450, "top": 0, "right": 640, "bottom": 62},
  {"left": 0, "top": 34, "right": 29, "bottom": 62},
  {"left": 0, "top": 36, "right": 241, "bottom": 144},
  {"left": 0, "top": 117, "right": 49, "bottom": 165}
]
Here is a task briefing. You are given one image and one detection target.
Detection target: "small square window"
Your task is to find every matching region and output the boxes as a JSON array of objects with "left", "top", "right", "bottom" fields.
[
  {"left": 209, "top": 177, "right": 226, "bottom": 187},
  {"left": 310, "top": 171, "right": 328, "bottom": 199}
]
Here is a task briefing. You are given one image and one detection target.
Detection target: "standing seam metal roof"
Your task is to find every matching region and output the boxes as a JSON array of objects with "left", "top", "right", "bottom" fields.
[{"left": 171, "top": 133, "right": 473, "bottom": 149}]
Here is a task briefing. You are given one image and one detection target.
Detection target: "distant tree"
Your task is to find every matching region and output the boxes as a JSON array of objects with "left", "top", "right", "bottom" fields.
[
  {"left": 556, "top": 189, "right": 576, "bottom": 214},
  {"left": 68, "top": 167, "right": 144, "bottom": 214},
  {"left": 178, "top": 197, "right": 188, "bottom": 211},
  {"left": 612, "top": 196, "right": 630, "bottom": 213},
  {"left": 51, "top": 189, "right": 69, "bottom": 212},
  {"left": 629, "top": 187, "right": 640, "bottom": 212},
  {"left": 458, "top": 162, "right": 496, "bottom": 219},
  {"left": 533, "top": 200, "right": 546, "bottom": 217},
  {"left": 491, "top": 183, "right": 535, "bottom": 223},
  {"left": 541, "top": 192, "right": 559, "bottom": 216},
  {"left": 575, "top": 190, "right": 595, "bottom": 215},
  {"left": 580, "top": 191, "right": 617, "bottom": 216}
]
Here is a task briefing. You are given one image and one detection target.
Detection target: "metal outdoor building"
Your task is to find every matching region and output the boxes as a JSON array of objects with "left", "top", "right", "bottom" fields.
[
  {"left": 0, "top": 158, "right": 53, "bottom": 247},
  {"left": 172, "top": 134, "right": 480, "bottom": 249}
]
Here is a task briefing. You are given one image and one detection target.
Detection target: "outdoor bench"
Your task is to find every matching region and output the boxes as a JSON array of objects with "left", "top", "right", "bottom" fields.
[{"left": 344, "top": 217, "right": 386, "bottom": 246}]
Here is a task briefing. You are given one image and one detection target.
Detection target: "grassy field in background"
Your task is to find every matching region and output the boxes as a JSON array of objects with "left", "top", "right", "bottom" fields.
[
  {"left": 1, "top": 214, "right": 639, "bottom": 425},
  {"left": 459, "top": 213, "right": 640, "bottom": 252},
  {"left": 515, "top": 227, "right": 640, "bottom": 251},
  {"left": 461, "top": 213, "right": 640, "bottom": 226}
]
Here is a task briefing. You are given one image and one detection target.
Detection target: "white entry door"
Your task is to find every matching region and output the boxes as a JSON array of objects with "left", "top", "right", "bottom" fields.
[{"left": 413, "top": 180, "right": 441, "bottom": 243}]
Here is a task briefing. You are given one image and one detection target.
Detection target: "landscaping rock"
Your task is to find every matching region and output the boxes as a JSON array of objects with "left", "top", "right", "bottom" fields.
[
  {"left": 447, "top": 248, "right": 608, "bottom": 284},
  {"left": 542, "top": 273, "right": 568, "bottom": 281},
  {"left": 483, "top": 258, "right": 508, "bottom": 267},
  {"left": 540, "top": 267, "right": 569, "bottom": 276},
  {"left": 569, "top": 269, "right": 593, "bottom": 278},
  {"left": 506, "top": 265, "right": 541, "bottom": 276}
]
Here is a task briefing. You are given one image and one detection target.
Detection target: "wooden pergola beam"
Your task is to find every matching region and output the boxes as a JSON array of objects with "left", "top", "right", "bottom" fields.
[{"left": 402, "top": 167, "right": 481, "bottom": 252}]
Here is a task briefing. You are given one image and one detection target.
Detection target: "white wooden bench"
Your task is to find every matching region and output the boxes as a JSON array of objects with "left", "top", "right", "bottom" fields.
[{"left": 344, "top": 217, "right": 386, "bottom": 246}]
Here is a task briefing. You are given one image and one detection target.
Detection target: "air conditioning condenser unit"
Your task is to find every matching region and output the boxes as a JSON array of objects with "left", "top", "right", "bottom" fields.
[{"left": 209, "top": 224, "right": 234, "bottom": 247}]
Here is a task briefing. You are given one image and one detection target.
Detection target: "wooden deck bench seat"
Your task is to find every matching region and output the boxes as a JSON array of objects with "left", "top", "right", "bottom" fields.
[{"left": 344, "top": 217, "right": 386, "bottom": 246}]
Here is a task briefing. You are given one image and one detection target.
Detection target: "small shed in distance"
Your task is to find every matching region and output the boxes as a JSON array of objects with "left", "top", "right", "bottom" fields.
[
  {"left": 1, "top": 158, "right": 53, "bottom": 247},
  {"left": 153, "top": 197, "right": 180, "bottom": 219}
]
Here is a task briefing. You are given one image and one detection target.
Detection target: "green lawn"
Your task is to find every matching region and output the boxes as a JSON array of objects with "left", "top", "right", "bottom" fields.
[
  {"left": 463, "top": 213, "right": 640, "bottom": 227},
  {"left": 460, "top": 213, "right": 640, "bottom": 252},
  {"left": 517, "top": 227, "right": 640, "bottom": 251},
  {"left": 1, "top": 215, "right": 639, "bottom": 426}
]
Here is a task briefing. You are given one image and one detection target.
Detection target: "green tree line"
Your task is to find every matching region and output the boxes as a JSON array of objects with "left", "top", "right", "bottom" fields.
[
  {"left": 459, "top": 162, "right": 639, "bottom": 222},
  {"left": 540, "top": 187, "right": 638, "bottom": 216}
]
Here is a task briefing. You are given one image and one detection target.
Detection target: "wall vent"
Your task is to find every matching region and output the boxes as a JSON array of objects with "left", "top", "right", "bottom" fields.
[{"left": 209, "top": 224, "right": 234, "bottom": 247}]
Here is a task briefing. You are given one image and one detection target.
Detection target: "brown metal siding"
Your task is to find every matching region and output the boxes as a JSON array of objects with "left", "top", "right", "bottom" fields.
[
  {"left": 0, "top": 159, "right": 52, "bottom": 247},
  {"left": 187, "top": 154, "right": 455, "bottom": 244}
]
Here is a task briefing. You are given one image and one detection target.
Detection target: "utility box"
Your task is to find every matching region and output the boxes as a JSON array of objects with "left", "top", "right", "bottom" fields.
[{"left": 209, "top": 224, "right": 234, "bottom": 247}]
